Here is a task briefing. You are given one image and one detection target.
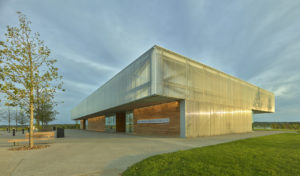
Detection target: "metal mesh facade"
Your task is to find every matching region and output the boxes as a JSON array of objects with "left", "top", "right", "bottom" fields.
[
  {"left": 71, "top": 45, "right": 275, "bottom": 137},
  {"left": 71, "top": 48, "right": 153, "bottom": 119},
  {"left": 153, "top": 46, "right": 274, "bottom": 137}
]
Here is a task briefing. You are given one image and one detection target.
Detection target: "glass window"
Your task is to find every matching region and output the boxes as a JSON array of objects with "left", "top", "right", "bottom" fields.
[
  {"left": 126, "top": 111, "right": 134, "bottom": 133},
  {"left": 105, "top": 115, "right": 116, "bottom": 132}
]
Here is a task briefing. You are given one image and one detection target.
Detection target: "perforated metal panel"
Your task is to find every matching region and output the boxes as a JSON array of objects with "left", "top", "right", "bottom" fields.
[
  {"left": 71, "top": 45, "right": 275, "bottom": 137},
  {"left": 153, "top": 46, "right": 274, "bottom": 137},
  {"left": 71, "top": 48, "right": 153, "bottom": 119}
]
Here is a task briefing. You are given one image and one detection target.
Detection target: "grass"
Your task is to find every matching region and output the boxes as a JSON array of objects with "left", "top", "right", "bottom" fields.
[
  {"left": 253, "top": 128, "right": 299, "bottom": 131},
  {"left": 123, "top": 133, "right": 300, "bottom": 176}
]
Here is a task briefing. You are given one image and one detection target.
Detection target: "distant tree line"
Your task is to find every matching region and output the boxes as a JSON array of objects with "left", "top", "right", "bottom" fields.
[{"left": 253, "top": 122, "right": 300, "bottom": 130}]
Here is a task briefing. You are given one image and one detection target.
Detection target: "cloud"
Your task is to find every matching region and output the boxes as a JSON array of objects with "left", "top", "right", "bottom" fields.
[
  {"left": 273, "top": 85, "right": 292, "bottom": 97},
  {"left": 58, "top": 50, "right": 118, "bottom": 73},
  {"left": 64, "top": 79, "right": 98, "bottom": 95},
  {"left": 1, "top": 0, "right": 300, "bottom": 123}
]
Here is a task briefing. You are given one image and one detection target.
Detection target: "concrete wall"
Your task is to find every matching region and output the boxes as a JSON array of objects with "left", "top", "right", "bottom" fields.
[
  {"left": 133, "top": 101, "right": 180, "bottom": 136},
  {"left": 87, "top": 116, "right": 105, "bottom": 131}
]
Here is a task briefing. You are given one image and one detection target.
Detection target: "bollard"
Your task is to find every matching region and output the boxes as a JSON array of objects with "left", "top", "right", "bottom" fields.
[
  {"left": 13, "top": 129, "right": 15, "bottom": 136},
  {"left": 22, "top": 129, "right": 24, "bottom": 134}
]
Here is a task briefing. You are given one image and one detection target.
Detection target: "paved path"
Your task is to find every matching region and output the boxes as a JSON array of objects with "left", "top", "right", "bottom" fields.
[{"left": 0, "top": 129, "right": 285, "bottom": 176}]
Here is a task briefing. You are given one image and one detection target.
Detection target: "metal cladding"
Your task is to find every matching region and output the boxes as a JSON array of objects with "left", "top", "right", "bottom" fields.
[
  {"left": 71, "top": 45, "right": 275, "bottom": 137},
  {"left": 71, "top": 48, "right": 153, "bottom": 119},
  {"left": 153, "top": 46, "right": 274, "bottom": 137}
]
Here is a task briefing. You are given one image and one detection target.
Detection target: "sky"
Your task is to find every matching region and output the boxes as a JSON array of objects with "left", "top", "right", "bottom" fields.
[{"left": 0, "top": 0, "right": 299, "bottom": 124}]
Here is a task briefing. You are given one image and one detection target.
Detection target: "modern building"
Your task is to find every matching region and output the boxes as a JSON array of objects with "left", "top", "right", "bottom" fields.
[{"left": 71, "top": 45, "right": 275, "bottom": 137}]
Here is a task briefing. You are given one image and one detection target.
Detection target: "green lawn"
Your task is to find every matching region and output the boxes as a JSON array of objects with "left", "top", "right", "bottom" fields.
[
  {"left": 253, "top": 128, "right": 299, "bottom": 132},
  {"left": 123, "top": 133, "right": 300, "bottom": 176}
]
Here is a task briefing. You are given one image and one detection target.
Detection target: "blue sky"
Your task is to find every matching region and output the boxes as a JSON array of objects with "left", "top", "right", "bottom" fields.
[{"left": 0, "top": 0, "right": 299, "bottom": 124}]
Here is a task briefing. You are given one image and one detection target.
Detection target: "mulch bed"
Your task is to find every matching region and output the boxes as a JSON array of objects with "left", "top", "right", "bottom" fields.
[{"left": 9, "top": 144, "right": 50, "bottom": 151}]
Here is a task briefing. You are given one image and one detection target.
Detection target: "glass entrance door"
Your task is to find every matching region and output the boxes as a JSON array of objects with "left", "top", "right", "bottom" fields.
[{"left": 126, "top": 111, "right": 134, "bottom": 133}]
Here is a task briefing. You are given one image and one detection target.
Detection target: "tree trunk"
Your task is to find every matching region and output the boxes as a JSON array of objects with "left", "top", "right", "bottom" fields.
[
  {"left": 29, "top": 46, "right": 34, "bottom": 148},
  {"left": 29, "top": 97, "right": 34, "bottom": 147},
  {"left": 36, "top": 84, "right": 40, "bottom": 130}
]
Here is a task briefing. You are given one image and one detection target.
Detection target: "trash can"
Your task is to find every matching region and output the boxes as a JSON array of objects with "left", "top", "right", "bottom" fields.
[
  {"left": 13, "top": 129, "right": 15, "bottom": 136},
  {"left": 22, "top": 129, "right": 24, "bottom": 134},
  {"left": 53, "top": 126, "right": 56, "bottom": 131},
  {"left": 56, "top": 128, "right": 64, "bottom": 138}
]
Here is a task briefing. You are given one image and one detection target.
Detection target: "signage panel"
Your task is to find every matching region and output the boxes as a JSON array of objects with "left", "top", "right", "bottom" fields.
[{"left": 137, "top": 118, "right": 170, "bottom": 124}]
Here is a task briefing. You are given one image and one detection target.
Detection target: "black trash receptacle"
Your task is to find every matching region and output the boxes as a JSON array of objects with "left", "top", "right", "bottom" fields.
[
  {"left": 53, "top": 126, "right": 56, "bottom": 131},
  {"left": 13, "top": 129, "right": 15, "bottom": 136},
  {"left": 22, "top": 129, "right": 24, "bottom": 134},
  {"left": 56, "top": 128, "right": 64, "bottom": 138}
]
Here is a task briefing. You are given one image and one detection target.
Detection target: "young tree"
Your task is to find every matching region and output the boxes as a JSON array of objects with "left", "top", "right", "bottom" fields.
[
  {"left": 18, "top": 110, "right": 29, "bottom": 127},
  {"left": 40, "top": 100, "right": 57, "bottom": 127},
  {"left": 34, "top": 78, "right": 61, "bottom": 129},
  {"left": 0, "top": 109, "right": 4, "bottom": 122},
  {"left": 12, "top": 107, "right": 26, "bottom": 130},
  {"left": 0, "top": 48, "right": 3, "bottom": 92},
  {"left": 35, "top": 90, "right": 58, "bottom": 128},
  {"left": 0, "top": 12, "right": 63, "bottom": 147},
  {"left": 14, "top": 108, "right": 18, "bottom": 130},
  {"left": 0, "top": 106, "right": 13, "bottom": 132}
]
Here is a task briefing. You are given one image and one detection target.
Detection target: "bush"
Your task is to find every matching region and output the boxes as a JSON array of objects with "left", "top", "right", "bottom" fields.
[{"left": 253, "top": 122, "right": 300, "bottom": 130}]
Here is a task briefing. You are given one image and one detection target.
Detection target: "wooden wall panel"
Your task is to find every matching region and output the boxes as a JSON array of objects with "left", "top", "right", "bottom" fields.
[
  {"left": 87, "top": 116, "right": 105, "bottom": 131},
  {"left": 133, "top": 101, "right": 180, "bottom": 136}
]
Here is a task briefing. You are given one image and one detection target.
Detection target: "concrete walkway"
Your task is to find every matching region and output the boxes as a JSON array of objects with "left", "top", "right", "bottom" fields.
[{"left": 0, "top": 129, "right": 285, "bottom": 176}]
